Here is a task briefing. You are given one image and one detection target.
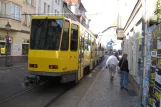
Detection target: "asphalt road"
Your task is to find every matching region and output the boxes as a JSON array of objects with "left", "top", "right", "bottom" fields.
[
  {"left": 0, "top": 56, "right": 107, "bottom": 107},
  {"left": 0, "top": 66, "right": 29, "bottom": 101},
  {"left": 47, "top": 56, "right": 108, "bottom": 107}
]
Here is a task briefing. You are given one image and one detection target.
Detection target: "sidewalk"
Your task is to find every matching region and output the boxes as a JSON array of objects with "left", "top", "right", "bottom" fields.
[
  {"left": 77, "top": 67, "right": 142, "bottom": 107},
  {"left": 0, "top": 61, "right": 27, "bottom": 69}
]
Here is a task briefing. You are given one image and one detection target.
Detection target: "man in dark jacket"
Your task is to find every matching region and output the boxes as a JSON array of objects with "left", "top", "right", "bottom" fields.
[{"left": 118, "top": 54, "right": 129, "bottom": 90}]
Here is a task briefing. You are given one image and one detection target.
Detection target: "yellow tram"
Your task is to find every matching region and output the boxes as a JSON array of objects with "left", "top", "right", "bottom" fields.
[{"left": 26, "top": 15, "right": 103, "bottom": 84}]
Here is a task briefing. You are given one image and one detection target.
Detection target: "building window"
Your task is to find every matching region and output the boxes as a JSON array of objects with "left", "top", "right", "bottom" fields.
[
  {"left": 70, "top": 24, "right": 78, "bottom": 51},
  {"left": 0, "top": 2, "right": 20, "bottom": 20},
  {"left": 22, "top": 40, "right": 29, "bottom": 55},
  {"left": 44, "top": 2, "right": 46, "bottom": 13},
  {"left": 23, "top": 13, "right": 27, "bottom": 26},
  {"left": 48, "top": 5, "right": 50, "bottom": 13},
  {"left": 28, "top": 0, "right": 32, "bottom": 5},
  {"left": 11, "top": 3, "right": 20, "bottom": 20},
  {"left": 38, "top": 0, "right": 41, "bottom": 13},
  {"left": 58, "top": 0, "right": 59, "bottom": 5},
  {"left": 0, "top": 2, "right": 10, "bottom": 17},
  {"left": 61, "top": 20, "right": 70, "bottom": 50},
  {"left": 28, "top": 15, "right": 31, "bottom": 26},
  {"left": 55, "top": 9, "right": 57, "bottom": 15}
]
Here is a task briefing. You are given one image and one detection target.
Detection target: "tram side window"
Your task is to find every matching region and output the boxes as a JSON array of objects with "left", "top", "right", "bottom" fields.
[
  {"left": 61, "top": 20, "right": 69, "bottom": 50},
  {"left": 70, "top": 24, "right": 78, "bottom": 51},
  {"left": 84, "top": 32, "right": 88, "bottom": 51}
]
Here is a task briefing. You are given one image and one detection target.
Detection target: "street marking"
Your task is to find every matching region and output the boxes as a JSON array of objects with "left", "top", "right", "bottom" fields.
[
  {"left": 88, "top": 73, "right": 92, "bottom": 78},
  {"left": 77, "top": 67, "right": 102, "bottom": 107}
]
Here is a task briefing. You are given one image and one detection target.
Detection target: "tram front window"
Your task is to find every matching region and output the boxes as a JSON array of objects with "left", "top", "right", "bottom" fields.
[{"left": 30, "top": 19, "right": 63, "bottom": 50}]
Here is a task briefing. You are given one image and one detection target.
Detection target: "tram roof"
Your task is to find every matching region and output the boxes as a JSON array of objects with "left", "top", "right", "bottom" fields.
[{"left": 26, "top": 14, "right": 95, "bottom": 38}]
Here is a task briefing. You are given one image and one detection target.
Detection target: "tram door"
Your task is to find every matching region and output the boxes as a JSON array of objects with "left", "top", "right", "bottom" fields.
[{"left": 69, "top": 24, "right": 79, "bottom": 77}]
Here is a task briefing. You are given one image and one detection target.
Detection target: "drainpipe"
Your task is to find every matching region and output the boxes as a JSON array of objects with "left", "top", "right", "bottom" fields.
[{"left": 140, "top": 0, "right": 147, "bottom": 98}]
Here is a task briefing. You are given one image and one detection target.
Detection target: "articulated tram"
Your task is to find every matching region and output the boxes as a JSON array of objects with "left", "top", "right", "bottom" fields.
[{"left": 25, "top": 16, "right": 104, "bottom": 85}]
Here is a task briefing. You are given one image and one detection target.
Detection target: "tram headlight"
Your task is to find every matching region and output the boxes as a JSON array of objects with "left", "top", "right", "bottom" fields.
[{"left": 49, "top": 65, "right": 58, "bottom": 69}]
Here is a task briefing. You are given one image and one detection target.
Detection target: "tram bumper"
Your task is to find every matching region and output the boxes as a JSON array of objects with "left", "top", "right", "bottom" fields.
[{"left": 26, "top": 70, "right": 78, "bottom": 83}]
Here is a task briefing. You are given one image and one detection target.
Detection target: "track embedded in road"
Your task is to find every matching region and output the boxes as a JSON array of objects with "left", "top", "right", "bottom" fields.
[{"left": 0, "top": 81, "right": 74, "bottom": 107}]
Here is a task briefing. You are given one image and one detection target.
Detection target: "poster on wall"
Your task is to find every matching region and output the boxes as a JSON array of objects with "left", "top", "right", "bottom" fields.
[
  {"left": 154, "top": 69, "right": 161, "bottom": 93},
  {"left": 142, "top": 26, "right": 153, "bottom": 106},
  {"left": 148, "top": 25, "right": 158, "bottom": 106},
  {"left": 12, "top": 44, "right": 22, "bottom": 56},
  {"left": 153, "top": 89, "right": 160, "bottom": 107}
]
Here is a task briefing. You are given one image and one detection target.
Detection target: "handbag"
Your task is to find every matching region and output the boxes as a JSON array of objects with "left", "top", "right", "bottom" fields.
[{"left": 118, "top": 60, "right": 124, "bottom": 74}]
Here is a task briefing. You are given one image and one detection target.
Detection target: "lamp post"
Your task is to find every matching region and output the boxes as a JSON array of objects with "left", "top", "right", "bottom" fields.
[{"left": 5, "top": 22, "right": 11, "bottom": 67}]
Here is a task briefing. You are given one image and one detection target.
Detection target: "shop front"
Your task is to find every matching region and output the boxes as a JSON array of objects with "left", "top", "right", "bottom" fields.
[{"left": 0, "top": 28, "right": 30, "bottom": 66}]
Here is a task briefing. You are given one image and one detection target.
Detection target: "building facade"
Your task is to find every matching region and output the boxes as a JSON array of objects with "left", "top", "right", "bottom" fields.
[
  {"left": 62, "top": 1, "right": 78, "bottom": 21},
  {"left": 64, "top": 0, "right": 90, "bottom": 29},
  {"left": 117, "top": 0, "right": 159, "bottom": 101},
  {"left": 117, "top": 0, "right": 144, "bottom": 96},
  {"left": 53, "top": 0, "right": 63, "bottom": 15},
  {"left": 0, "top": 0, "right": 36, "bottom": 65},
  {"left": 36, "top": 0, "right": 63, "bottom": 15}
]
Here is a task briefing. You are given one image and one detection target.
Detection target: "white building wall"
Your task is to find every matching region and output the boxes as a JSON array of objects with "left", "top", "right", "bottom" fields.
[
  {"left": 125, "top": 5, "right": 142, "bottom": 35},
  {"left": 71, "top": 4, "right": 80, "bottom": 15},
  {"left": 71, "top": 5, "right": 76, "bottom": 14},
  {"left": 62, "top": 5, "right": 78, "bottom": 21},
  {"left": 36, "top": 0, "right": 63, "bottom": 15},
  {"left": 53, "top": 0, "right": 63, "bottom": 15},
  {"left": 36, "top": 0, "right": 52, "bottom": 13}
]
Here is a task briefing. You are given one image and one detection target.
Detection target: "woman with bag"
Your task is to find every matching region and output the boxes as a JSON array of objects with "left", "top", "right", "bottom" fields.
[{"left": 118, "top": 54, "right": 129, "bottom": 90}]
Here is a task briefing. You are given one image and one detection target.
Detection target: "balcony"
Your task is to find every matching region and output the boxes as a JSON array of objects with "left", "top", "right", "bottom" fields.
[{"left": 116, "top": 28, "right": 125, "bottom": 40}]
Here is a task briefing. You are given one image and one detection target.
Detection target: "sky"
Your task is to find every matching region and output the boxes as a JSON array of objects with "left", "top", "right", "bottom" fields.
[
  {"left": 81, "top": 0, "right": 121, "bottom": 50},
  {"left": 81, "top": 0, "right": 118, "bottom": 34}
]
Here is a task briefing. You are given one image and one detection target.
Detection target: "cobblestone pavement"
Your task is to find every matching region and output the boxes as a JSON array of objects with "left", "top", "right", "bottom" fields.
[{"left": 77, "top": 66, "right": 142, "bottom": 107}]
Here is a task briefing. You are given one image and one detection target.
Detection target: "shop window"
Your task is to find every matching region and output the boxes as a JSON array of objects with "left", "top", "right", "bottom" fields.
[
  {"left": 22, "top": 40, "right": 29, "bottom": 55},
  {"left": 0, "top": 36, "right": 11, "bottom": 55},
  {"left": 0, "top": 42, "right": 11, "bottom": 55},
  {"left": 70, "top": 24, "right": 78, "bottom": 51},
  {"left": 61, "top": 20, "right": 69, "bottom": 50}
]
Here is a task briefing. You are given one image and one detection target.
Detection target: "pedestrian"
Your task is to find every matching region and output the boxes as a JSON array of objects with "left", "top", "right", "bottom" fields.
[
  {"left": 114, "top": 51, "right": 120, "bottom": 61},
  {"left": 119, "top": 53, "right": 129, "bottom": 90},
  {"left": 106, "top": 53, "right": 119, "bottom": 81}
]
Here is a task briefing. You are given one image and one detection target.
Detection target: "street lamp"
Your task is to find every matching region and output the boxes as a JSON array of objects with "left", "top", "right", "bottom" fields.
[
  {"left": 5, "top": 22, "right": 12, "bottom": 67},
  {"left": 5, "top": 22, "right": 11, "bottom": 31}
]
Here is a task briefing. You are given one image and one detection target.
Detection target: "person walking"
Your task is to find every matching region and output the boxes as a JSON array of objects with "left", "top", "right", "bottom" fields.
[
  {"left": 119, "top": 54, "right": 129, "bottom": 90},
  {"left": 106, "top": 54, "right": 119, "bottom": 81}
]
